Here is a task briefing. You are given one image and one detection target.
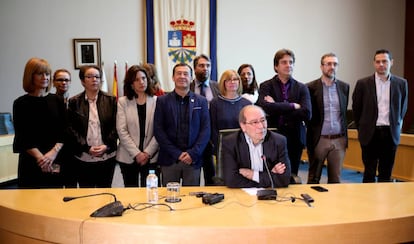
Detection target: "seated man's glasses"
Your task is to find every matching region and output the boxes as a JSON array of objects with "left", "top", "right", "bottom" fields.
[{"left": 244, "top": 118, "right": 267, "bottom": 126}]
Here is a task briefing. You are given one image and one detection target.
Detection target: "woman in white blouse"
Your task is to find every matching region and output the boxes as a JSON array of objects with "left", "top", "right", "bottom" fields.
[
  {"left": 237, "top": 64, "right": 259, "bottom": 103},
  {"left": 116, "top": 65, "right": 159, "bottom": 187}
]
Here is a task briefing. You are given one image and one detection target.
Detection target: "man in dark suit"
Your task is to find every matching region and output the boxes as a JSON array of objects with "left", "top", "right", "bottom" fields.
[
  {"left": 306, "top": 53, "right": 349, "bottom": 184},
  {"left": 222, "top": 105, "right": 291, "bottom": 188},
  {"left": 352, "top": 49, "right": 408, "bottom": 183},
  {"left": 189, "top": 54, "right": 219, "bottom": 185},
  {"left": 154, "top": 63, "right": 210, "bottom": 186},
  {"left": 257, "top": 49, "right": 311, "bottom": 182}
]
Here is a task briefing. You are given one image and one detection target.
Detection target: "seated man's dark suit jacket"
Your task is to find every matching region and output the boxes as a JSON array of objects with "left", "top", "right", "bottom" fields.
[
  {"left": 154, "top": 91, "right": 211, "bottom": 169},
  {"left": 222, "top": 130, "right": 291, "bottom": 188}
]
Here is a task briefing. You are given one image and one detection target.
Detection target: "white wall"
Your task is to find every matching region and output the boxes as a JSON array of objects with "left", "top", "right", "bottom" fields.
[
  {"left": 0, "top": 0, "right": 145, "bottom": 113},
  {"left": 0, "top": 0, "right": 405, "bottom": 114},
  {"left": 217, "top": 0, "right": 405, "bottom": 95}
]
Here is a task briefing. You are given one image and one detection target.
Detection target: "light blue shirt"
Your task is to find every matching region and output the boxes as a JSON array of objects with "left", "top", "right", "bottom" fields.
[
  {"left": 244, "top": 133, "right": 263, "bottom": 183},
  {"left": 321, "top": 80, "right": 343, "bottom": 135}
]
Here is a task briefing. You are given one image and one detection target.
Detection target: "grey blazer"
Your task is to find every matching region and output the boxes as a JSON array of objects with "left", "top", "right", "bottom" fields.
[
  {"left": 116, "top": 95, "right": 158, "bottom": 164},
  {"left": 352, "top": 74, "right": 408, "bottom": 146}
]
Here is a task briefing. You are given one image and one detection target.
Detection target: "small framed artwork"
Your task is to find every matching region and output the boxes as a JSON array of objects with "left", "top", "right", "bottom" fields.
[{"left": 73, "top": 38, "right": 101, "bottom": 69}]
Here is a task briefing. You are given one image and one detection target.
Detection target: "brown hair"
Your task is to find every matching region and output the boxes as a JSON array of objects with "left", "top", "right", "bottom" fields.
[
  {"left": 123, "top": 65, "right": 154, "bottom": 100},
  {"left": 22, "top": 57, "right": 52, "bottom": 93},
  {"left": 218, "top": 70, "right": 243, "bottom": 96}
]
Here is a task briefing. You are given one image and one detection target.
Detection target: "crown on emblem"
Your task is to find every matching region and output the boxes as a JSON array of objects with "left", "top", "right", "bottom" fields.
[{"left": 170, "top": 18, "right": 195, "bottom": 31}]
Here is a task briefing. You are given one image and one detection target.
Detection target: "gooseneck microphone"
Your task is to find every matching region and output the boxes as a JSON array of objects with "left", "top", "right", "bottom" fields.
[
  {"left": 63, "top": 192, "right": 125, "bottom": 217},
  {"left": 257, "top": 155, "right": 277, "bottom": 200},
  {"left": 63, "top": 192, "right": 118, "bottom": 202},
  {"left": 262, "top": 155, "right": 275, "bottom": 189}
]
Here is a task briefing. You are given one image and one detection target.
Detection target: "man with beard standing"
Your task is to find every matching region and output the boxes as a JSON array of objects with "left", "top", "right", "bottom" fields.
[
  {"left": 306, "top": 53, "right": 349, "bottom": 184},
  {"left": 190, "top": 54, "right": 219, "bottom": 185}
]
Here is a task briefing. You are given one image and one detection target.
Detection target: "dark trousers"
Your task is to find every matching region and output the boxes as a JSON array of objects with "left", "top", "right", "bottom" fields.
[
  {"left": 161, "top": 162, "right": 201, "bottom": 186},
  {"left": 119, "top": 161, "right": 159, "bottom": 187},
  {"left": 17, "top": 153, "right": 63, "bottom": 189},
  {"left": 77, "top": 157, "right": 116, "bottom": 188},
  {"left": 202, "top": 143, "right": 215, "bottom": 186},
  {"left": 278, "top": 127, "right": 303, "bottom": 176},
  {"left": 60, "top": 154, "right": 79, "bottom": 188},
  {"left": 361, "top": 127, "right": 397, "bottom": 183}
]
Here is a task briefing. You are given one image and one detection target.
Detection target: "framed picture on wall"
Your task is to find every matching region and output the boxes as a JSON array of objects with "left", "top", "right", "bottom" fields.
[{"left": 73, "top": 38, "right": 101, "bottom": 69}]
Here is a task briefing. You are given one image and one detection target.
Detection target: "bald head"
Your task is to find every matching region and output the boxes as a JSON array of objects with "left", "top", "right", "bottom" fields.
[{"left": 239, "top": 105, "right": 267, "bottom": 144}]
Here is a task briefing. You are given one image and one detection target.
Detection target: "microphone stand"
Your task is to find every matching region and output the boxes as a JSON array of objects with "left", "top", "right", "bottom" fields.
[{"left": 257, "top": 155, "right": 277, "bottom": 200}]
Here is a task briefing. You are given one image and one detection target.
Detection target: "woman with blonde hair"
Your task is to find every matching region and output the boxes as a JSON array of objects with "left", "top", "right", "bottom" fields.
[{"left": 210, "top": 70, "right": 251, "bottom": 154}]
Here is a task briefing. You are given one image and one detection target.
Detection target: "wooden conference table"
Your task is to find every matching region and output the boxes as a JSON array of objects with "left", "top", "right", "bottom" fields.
[{"left": 0, "top": 183, "right": 414, "bottom": 243}]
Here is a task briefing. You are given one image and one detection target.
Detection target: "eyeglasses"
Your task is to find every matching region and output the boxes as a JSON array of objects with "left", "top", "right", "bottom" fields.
[
  {"left": 322, "top": 62, "right": 339, "bottom": 67},
  {"left": 225, "top": 78, "right": 239, "bottom": 83},
  {"left": 244, "top": 118, "right": 267, "bottom": 126},
  {"left": 55, "top": 78, "right": 71, "bottom": 82},
  {"left": 85, "top": 75, "right": 101, "bottom": 79}
]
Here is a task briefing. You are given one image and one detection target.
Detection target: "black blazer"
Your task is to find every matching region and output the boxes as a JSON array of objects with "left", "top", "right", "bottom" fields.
[
  {"left": 306, "top": 79, "right": 349, "bottom": 152},
  {"left": 222, "top": 130, "right": 291, "bottom": 188},
  {"left": 256, "top": 75, "right": 311, "bottom": 146},
  {"left": 67, "top": 91, "right": 118, "bottom": 156},
  {"left": 352, "top": 74, "right": 408, "bottom": 146}
]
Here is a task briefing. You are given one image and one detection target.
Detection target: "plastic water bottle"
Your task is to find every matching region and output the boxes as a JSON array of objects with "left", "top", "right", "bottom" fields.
[{"left": 146, "top": 170, "right": 158, "bottom": 203}]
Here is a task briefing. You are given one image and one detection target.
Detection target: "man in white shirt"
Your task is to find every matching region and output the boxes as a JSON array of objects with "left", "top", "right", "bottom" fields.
[{"left": 352, "top": 49, "right": 408, "bottom": 182}]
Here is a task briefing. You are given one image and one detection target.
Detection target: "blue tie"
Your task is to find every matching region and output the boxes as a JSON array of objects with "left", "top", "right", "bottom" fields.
[{"left": 199, "top": 82, "right": 206, "bottom": 97}]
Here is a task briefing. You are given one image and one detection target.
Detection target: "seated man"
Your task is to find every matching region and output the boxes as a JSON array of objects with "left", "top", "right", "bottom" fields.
[{"left": 222, "top": 105, "right": 291, "bottom": 188}]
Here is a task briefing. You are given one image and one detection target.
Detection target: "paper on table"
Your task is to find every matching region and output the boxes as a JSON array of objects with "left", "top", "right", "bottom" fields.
[{"left": 242, "top": 188, "right": 263, "bottom": 196}]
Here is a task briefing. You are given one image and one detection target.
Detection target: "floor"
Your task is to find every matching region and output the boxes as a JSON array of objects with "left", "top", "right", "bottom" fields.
[{"left": 296, "top": 161, "right": 363, "bottom": 184}]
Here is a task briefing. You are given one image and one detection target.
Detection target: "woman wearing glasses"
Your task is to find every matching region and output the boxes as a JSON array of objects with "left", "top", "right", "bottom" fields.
[
  {"left": 210, "top": 70, "right": 251, "bottom": 155},
  {"left": 13, "top": 58, "right": 66, "bottom": 188},
  {"left": 67, "top": 65, "right": 118, "bottom": 188},
  {"left": 53, "top": 69, "right": 71, "bottom": 106}
]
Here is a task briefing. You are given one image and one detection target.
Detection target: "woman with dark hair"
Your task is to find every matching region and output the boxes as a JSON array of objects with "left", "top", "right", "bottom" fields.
[
  {"left": 142, "top": 63, "right": 165, "bottom": 96},
  {"left": 13, "top": 57, "right": 66, "bottom": 188},
  {"left": 116, "top": 65, "right": 159, "bottom": 187},
  {"left": 237, "top": 64, "right": 259, "bottom": 103},
  {"left": 67, "top": 65, "right": 118, "bottom": 188}
]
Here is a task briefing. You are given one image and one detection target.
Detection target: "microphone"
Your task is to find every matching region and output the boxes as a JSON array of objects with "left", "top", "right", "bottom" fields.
[
  {"left": 63, "top": 192, "right": 118, "bottom": 202},
  {"left": 63, "top": 193, "right": 125, "bottom": 217},
  {"left": 257, "top": 155, "right": 277, "bottom": 200}
]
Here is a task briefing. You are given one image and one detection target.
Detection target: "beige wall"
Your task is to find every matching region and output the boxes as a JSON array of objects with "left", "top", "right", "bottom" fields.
[{"left": 0, "top": 0, "right": 405, "bottom": 114}]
